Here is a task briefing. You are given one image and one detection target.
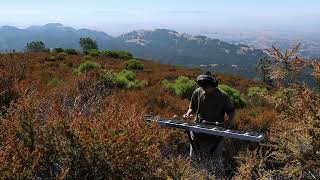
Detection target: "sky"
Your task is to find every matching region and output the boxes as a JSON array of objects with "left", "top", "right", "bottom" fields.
[{"left": 1, "top": 0, "right": 320, "bottom": 35}]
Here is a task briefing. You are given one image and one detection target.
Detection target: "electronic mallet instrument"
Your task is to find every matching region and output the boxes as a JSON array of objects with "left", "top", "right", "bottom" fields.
[{"left": 146, "top": 115, "right": 264, "bottom": 143}]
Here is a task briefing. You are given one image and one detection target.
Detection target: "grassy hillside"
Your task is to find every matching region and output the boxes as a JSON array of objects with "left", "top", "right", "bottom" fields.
[{"left": 0, "top": 51, "right": 319, "bottom": 179}]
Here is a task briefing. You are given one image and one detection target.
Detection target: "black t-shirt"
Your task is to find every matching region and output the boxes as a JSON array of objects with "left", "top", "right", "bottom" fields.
[{"left": 190, "top": 87, "right": 235, "bottom": 123}]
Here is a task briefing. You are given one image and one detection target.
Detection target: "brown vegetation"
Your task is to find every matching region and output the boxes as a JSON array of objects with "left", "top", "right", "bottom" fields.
[
  {"left": 234, "top": 45, "right": 320, "bottom": 179},
  {"left": 0, "top": 49, "right": 318, "bottom": 179}
]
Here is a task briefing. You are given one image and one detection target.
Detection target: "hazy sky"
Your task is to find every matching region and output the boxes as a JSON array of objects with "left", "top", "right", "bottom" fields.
[{"left": 1, "top": 0, "right": 319, "bottom": 35}]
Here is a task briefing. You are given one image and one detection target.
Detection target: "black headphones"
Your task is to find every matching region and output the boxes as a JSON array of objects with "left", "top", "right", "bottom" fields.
[{"left": 196, "top": 74, "right": 219, "bottom": 88}]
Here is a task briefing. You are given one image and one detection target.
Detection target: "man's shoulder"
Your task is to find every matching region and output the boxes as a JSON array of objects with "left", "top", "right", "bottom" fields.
[
  {"left": 215, "top": 88, "right": 229, "bottom": 99},
  {"left": 193, "top": 87, "right": 204, "bottom": 95}
]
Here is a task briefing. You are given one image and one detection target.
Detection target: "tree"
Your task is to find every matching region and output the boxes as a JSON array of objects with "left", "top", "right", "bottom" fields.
[
  {"left": 256, "top": 57, "right": 274, "bottom": 86},
  {"left": 79, "top": 37, "right": 98, "bottom": 51},
  {"left": 24, "top": 41, "right": 49, "bottom": 53}
]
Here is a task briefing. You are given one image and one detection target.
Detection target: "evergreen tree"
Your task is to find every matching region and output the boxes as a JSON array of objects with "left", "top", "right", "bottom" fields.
[
  {"left": 24, "top": 41, "right": 48, "bottom": 52},
  {"left": 79, "top": 37, "right": 98, "bottom": 51}
]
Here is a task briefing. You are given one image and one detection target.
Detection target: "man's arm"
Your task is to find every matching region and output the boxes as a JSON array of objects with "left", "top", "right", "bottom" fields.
[
  {"left": 183, "top": 90, "right": 198, "bottom": 119},
  {"left": 183, "top": 103, "right": 194, "bottom": 118},
  {"left": 227, "top": 110, "right": 235, "bottom": 125},
  {"left": 224, "top": 96, "right": 236, "bottom": 126}
]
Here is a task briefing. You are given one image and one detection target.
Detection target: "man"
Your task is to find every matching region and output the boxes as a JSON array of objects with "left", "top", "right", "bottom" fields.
[{"left": 183, "top": 73, "right": 235, "bottom": 175}]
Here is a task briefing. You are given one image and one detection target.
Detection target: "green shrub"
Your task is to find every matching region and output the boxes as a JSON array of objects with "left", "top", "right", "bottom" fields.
[
  {"left": 247, "top": 87, "right": 268, "bottom": 107},
  {"left": 162, "top": 76, "right": 197, "bottom": 98},
  {"left": 117, "top": 69, "right": 135, "bottom": 81},
  {"left": 128, "top": 80, "right": 148, "bottom": 90},
  {"left": 79, "top": 37, "right": 98, "bottom": 51},
  {"left": 24, "top": 41, "right": 48, "bottom": 52},
  {"left": 83, "top": 55, "right": 93, "bottom": 61},
  {"left": 274, "top": 88, "right": 295, "bottom": 99},
  {"left": 162, "top": 80, "right": 175, "bottom": 92},
  {"left": 247, "top": 87, "right": 268, "bottom": 97},
  {"left": 113, "top": 70, "right": 147, "bottom": 90},
  {"left": 125, "top": 59, "right": 144, "bottom": 70},
  {"left": 115, "top": 74, "right": 131, "bottom": 89},
  {"left": 218, "top": 84, "right": 246, "bottom": 108},
  {"left": 47, "top": 78, "right": 65, "bottom": 86},
  {"left": 101, "top": 50, "right": 133, "bottom": 59},
  {"left": 64, "top": 49, "right": 78, "bottom": 55},
  {"left": 101, "top": 71, "right": 116, "bottom": 82},
  {"left": 85, "top": 49, "right": 101, "bottom": 57},
  {"left": 53, "top": 48, "right": 64, "bottom": 53},
  {"left": 74, "top": 61, "right": 101, "bottom": 75}
]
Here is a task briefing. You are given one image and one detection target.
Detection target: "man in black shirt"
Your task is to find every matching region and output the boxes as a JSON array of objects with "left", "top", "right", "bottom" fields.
[{"left": 183, "top": 73, "right": 235, "bottom": 175}]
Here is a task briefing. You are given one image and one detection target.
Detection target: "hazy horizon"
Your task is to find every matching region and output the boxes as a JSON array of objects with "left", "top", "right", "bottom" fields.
[{"left": 1, "top": 0, "right": 320, "bottom": 36}]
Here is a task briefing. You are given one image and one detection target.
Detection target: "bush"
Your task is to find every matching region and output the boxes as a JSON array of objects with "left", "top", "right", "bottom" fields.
[
  {"left": 79, "top": 37, "right": 98, "bottom": 51},
  {"left": 64, "top": 49, "right": 78, "bottom": 55},
  {"left": 162, "top": 76, "right": 197, "bottom": 98},
  {"left": 125, "top": 59, "right": 144, "bottom": 70},
  {"left": 101, "top": 50, "right": 133, "bottom": 59},
  {"left": 58, "top": 52, "right": 68, "bottom": 57},
  {"left": 24, "top": 41, "right": 48, "bottom": 53},
  {"left": 0, "top": 94, "right": 172, "bottom": 179},
  {"left": 274, "top": 88, "right": 295, "bottom": 99},
  {"left": 47, "top": 78, "right": 65, "bottom": 86},
  {"left": 53, "top": 48, "right": 64, "bottom": 53},
  {"left": 45, "top": 55, "right": 64, "bottom": 61},
  {"left": 113, "top": 70, "right": 147, "bottom": 90},
  {"left": 247, "top": 87, "right": 268, "bottom": 107},
  {"left": 115, "top": 74, "right": 130, "bottom": 89},
  {"left": 162, "top": 80, "right": 175, "bottom": 92},
  {"left": 218, "top": 84, "right": 246, "bottom": 108},
  {"left": 74, "top": 61, "right": 101, "bottom": 75},
  {"left": 127, "top": 80, "right": 148, "bottom": 90},
  {"left": 117, "top": 69, "right": 135, "bottom": 81},
  {"left": 85, "top": 49, "right": 101, "bottom": 57},
  {"left": 83, "top": 55, "right": 93, "bottom": 61},
  {"left": 100, "top": 71, "right": 116, "bottom": 86},
  {"left": 0, "top": 76, "right": 19, "bottom": 116},
  {"left": 247, "top": 87, "right": 268, "bottom": 97}
]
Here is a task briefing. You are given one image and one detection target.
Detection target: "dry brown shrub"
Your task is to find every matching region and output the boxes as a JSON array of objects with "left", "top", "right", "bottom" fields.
[
  {"left": 0, "top": 91, "right": 168, "bottom": 179},
  {"left": 235, "top": 46, "right": 320, "bottom": 179},
  {"left": 157, "top": 156, "right": 211, "bottom": 180},
  {"left": 3, "top": 52, "right": 306, "bottom": 179},
  {"left": 235, "top": 108, "right": 278, "bottom": 132}
]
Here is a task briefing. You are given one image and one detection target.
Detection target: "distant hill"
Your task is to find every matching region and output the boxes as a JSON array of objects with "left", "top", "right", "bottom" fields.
[
  {"left": 0, "top": 23, "right": 267, "bottom": 78},
  {"left": 0, "top": 23, "right": 113, "bottom": 51},
  {"left": 202, "top": 28, "right": 320, "bottom": 59},
  {"left": 111, "top": 29, "right": 266, "bottom": 77}
]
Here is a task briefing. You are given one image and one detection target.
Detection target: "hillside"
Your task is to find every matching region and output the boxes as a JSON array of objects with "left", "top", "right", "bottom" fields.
[
  {"left": 0, "top": 23, "right": 266, "bottom": 78},
  {"left": 1, "top": 51, "right": 319, "bottom": 179}
]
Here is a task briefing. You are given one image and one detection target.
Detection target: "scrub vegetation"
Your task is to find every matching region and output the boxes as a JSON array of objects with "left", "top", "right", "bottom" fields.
[{"left": 0, "top": 44, "right": 319, "bottom": 179}]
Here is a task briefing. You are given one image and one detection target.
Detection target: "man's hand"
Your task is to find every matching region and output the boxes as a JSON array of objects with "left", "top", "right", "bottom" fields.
[
  {"left": 183, "top": 113, "right": 193, "bottom": 119},
  {"left": 183, "top": 108, "right": 193, "bottom": 119}
]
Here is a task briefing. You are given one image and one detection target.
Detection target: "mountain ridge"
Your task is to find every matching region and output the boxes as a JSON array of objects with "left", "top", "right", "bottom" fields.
[{"left": 0, "top": 23, "right": 266, "bottom": 77}]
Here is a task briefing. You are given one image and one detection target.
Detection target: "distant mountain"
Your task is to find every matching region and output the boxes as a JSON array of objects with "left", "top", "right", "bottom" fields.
[
  {"left": 0, "top": 23, "right": 266, "bottom": 78},
  {"left": 0, "top": 23, "right": 113, "bottom": 51},
  {"left": 202, "top": 28, "right": 320, "bottom": 59},
  {"left": 110, "top": 29, "right": 266, "bottom": 76}
]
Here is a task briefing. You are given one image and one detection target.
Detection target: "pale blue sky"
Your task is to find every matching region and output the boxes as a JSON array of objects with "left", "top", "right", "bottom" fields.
[{"left": 1, "top": 0, "right": 319, "bottom": 35}]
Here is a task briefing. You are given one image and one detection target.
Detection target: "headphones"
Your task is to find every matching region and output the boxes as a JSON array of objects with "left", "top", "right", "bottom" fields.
[{"left": 196, "top": 74, "right": 219, "bottom": 88}]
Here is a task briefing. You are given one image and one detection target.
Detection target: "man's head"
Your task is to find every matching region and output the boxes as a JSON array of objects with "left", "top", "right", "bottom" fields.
[{"left": 196, "top": 74, "right": 218, "bottom": 93}]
